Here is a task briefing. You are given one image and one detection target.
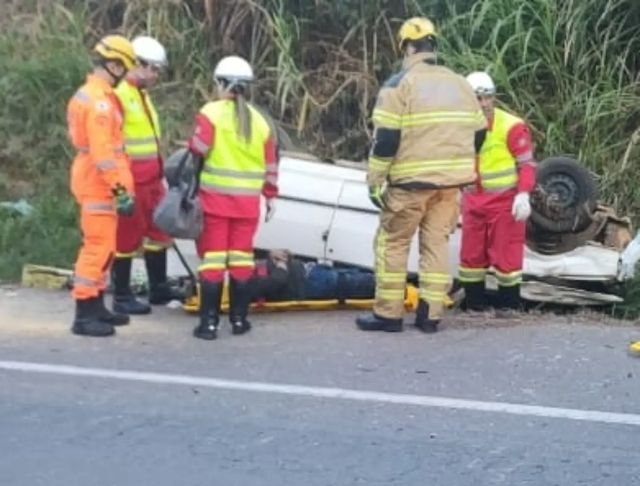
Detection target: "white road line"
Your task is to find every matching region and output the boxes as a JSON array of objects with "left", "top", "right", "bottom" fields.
[{"left": 1, "top": 360, "right": 639, "bottom": 427}]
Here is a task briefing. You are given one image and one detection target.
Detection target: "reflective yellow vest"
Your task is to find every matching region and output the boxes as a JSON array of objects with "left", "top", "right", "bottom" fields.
[
  {"left": 114, "top": 80, "right": 160, "bottom": 163},
  {"left": 477, "top": 108, "right": 521, "bottom": 192},
  {"left": 198, "top": 100, "right": 271, "bottom": 196}
]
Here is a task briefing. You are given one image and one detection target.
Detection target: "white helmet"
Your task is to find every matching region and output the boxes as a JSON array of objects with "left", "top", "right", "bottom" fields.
[
  {"left": 214, "top": 55, "right": 254, "bottom": 85},
  {"left": 132, "top": 36, "right": 168, "bottom": 67},
  {"left": 466, "top": 71, "right": 496, "bottom": 95}
]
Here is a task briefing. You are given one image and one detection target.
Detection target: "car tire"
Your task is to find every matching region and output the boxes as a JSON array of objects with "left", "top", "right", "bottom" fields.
[{"left": 529, "top": 156, "right": 598, "bottom": 233}]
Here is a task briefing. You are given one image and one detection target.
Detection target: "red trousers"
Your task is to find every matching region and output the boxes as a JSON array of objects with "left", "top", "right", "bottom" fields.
[
  {"left": 196, "top": 214, "right": 259, "bottom": 283},
  {"left": 459, "top": 191, "right": 525, "bottom": 287},
  {"left": 116, "top": 179, "right": 172, "bottom": 256}
]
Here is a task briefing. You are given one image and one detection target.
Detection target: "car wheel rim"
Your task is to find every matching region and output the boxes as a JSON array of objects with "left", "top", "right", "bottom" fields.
[{"left": 543, "top": 173, "right": 579, "bottom": 214}]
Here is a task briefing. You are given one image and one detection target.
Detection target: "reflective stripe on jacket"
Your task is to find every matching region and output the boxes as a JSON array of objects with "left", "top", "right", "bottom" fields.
[
  {"left": 477, "top": 108, "right": 521, "bottom": 192},
  {"left": 367, "top": 53, "right": 486, "bottom": 189},
  {"left": 198, "top": 100, "right": 272, "bottom": 197},
  {"left": 114, "top": 80, "right": 162, "bottom": 183},
  {"left": 67, "top": 74, "right": 133, "bottom": 201}
]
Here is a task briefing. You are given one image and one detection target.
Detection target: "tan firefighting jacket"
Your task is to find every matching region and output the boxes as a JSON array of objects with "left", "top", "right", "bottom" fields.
[{"left": 367, "top": 53, "right": 486, "bottom": 189}]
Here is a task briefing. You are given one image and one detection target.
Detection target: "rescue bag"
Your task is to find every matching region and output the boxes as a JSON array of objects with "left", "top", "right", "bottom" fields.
[{"left": 153, "top": 149, "right": 203, "bottom": 239}]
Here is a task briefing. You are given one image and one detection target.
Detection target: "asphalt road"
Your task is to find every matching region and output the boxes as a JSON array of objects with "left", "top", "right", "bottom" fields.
[{"left": 1, "top": 287, "right": 639, "bottom": 485}]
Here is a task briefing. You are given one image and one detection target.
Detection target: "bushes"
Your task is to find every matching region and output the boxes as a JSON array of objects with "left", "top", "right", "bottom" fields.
[
  {"left": 1, "top": 0, "right": 639, "bottom": 282},
  {"left": 0, "top": 5, "right": 88, "bottom": 280},
  {"left": 0, "top": 190, "right": 79, "bottom": 281}
]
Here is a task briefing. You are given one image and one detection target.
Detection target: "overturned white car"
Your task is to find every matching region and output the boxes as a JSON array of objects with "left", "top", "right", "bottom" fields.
[{"left": 169, "top": 149, "right": 640, "bottom": 307}]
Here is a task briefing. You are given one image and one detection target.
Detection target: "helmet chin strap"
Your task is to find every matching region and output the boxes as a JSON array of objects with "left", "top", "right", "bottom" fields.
[{"left": 101, "top": 59, "right": 127, "bottom": 86}]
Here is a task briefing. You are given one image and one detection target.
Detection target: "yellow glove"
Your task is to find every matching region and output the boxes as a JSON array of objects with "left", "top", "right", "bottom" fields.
[{"left": 368, "top": 185, "right": 385, "bottom": 209}]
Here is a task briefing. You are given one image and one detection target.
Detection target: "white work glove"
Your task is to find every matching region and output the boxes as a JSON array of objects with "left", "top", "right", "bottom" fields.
[
  {"left": 511, "top": 192, "right": 531, "bottom": 221},
  {"left": 265, "top": 198, "right": 276, "bottom": 222}
]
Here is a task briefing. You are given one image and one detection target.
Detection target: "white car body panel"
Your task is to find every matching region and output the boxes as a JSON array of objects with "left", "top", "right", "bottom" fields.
[{"left": 169, "top": 152, "right": 636, "bottom": 305}]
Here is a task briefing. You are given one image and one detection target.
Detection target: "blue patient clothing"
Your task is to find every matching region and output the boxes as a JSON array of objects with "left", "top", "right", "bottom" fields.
[
  {"left": 250, "top": 259, "right": 376, "bottom": 302},
  {"left": 303, "top": 264, "right": 375, "bottom": 301}
]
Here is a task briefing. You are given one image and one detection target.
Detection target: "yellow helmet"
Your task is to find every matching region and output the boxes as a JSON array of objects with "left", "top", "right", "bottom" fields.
[
  {"left": 397, "top": 17, "right": 437, "bottom": 48},
  {"left": 93, "top": 35, "right": 136, "bottom": 70}
]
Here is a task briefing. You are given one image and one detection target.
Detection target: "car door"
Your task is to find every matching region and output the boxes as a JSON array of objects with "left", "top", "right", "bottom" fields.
[{"left": 254, "top": 154, "right": 340, "bottom": 260}]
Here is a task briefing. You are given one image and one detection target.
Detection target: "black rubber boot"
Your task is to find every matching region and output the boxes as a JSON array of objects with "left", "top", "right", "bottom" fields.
[
  {"left": 193, "top": 280, "right": 223, "bottom": 340},
  {"left": 356, "top": 313, "right": 403, "bottom": 332},
  {"left": 229, "top": 278, "right": 252, "bottom": 335},
  {"left": 112, "top": 257, "right": 151, "bottom": 315},
  {"left": 145, "top": 249, "right": 185, "bottom": 305},
  {"left": 495, "top": 285, "right": 522, "bottom": 318},
  {"left": 71, "top": 297, "right": 115, "bottom": 337},
  {"left": 463, "top": 281, "right": 487, "bottom": 312},
  {"left": 97, "top": 291, "right": 129, "bottom": 326},
  {"left": 414, "top": 299, "right": 439, "bottom": 334}
]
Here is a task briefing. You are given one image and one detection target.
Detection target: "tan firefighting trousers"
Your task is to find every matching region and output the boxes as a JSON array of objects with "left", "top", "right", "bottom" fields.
[{"left": 373, "top": 187, "right": 458, "bottom": 320}]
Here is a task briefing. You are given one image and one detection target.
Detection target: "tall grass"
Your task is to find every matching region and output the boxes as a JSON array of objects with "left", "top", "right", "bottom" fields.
[
  {"left": 1, "top": 0, "right": 639, "bottom": 282},
  {"left": 441, "top": 0, "right": 640, "bottom": 215}
]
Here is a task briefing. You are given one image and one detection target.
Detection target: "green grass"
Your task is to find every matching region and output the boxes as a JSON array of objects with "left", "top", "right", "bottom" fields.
[
  {"left": 612, "top": 277, "right": 640, "bottom": 320},
  {"left": 1, "top": 0, "right": 639, "bottom": 315},
  {"left": 0, "top": 191, "right": 79, "bottom": 281},
  {"left": 0, "top": 5, "right": 89, "bottom": 280}
]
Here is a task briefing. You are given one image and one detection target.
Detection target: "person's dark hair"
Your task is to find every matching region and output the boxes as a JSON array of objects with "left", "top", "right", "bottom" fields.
[{"left": 405, "top": 35, "right": 437, "bottom": 53}]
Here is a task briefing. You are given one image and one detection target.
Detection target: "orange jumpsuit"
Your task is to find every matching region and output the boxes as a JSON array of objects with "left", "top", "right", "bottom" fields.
[{"left": 66, "top": 74, "right": 134, "bottom": 300}]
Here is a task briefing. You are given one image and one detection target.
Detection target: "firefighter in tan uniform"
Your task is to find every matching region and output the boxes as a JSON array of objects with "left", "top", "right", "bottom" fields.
[{"left": 356, "top": 17, "right": 487, "bottom": 334}]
